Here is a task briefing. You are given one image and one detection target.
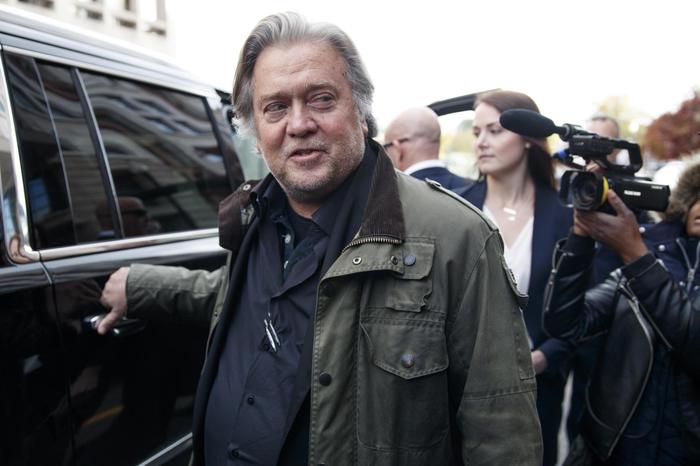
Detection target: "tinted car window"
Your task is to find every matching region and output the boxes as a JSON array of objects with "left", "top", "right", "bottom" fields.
[
  {"left": 5, "top": 53, "right": 74, "bottom": 249},
  {"left": 82, "top": 73, "right": 229, "bottom": 237},
  {"left": 38, "top": 62, "right": 116, "bottom": 243}
]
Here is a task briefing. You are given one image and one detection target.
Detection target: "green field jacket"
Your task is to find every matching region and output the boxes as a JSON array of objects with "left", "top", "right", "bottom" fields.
[{"left": 126, "top": 145, "right": 542, "bottom": 465}]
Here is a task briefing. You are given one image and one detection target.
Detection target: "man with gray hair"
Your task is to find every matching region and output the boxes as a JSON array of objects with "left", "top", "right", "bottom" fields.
[
  {"left": 99, "top": 12, "right": 541, "bottom": 465},
  {"left": 384, "top": 106, "right": 471, "bottom": 190}
]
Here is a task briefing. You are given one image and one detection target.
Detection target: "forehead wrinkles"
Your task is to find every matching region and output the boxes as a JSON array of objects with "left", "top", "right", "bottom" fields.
[{"left": 253, "top": 42, "right": 348, "bottom": 91}]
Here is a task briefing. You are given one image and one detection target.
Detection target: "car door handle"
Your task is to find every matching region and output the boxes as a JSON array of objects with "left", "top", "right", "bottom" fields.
[{"left": 83, "top": 314, "right": 147, "bottom": 337}]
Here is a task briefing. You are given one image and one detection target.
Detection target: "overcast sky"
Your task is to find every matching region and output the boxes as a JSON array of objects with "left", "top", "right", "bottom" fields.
[{"left": 168, "top": 1, "right": 700, "bottom": 132}]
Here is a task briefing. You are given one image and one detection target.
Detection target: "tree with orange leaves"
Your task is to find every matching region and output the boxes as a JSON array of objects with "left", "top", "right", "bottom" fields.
[{"left": 644, "top": 91, "right": 700, "bottom": 161}]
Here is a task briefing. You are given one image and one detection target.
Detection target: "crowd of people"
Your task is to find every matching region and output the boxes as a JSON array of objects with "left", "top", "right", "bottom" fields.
[
  {"left": 385, "top": 91, "right": 700, "bottom": 465},
  {"left": 96, "top": 11, "right": 699, "bottom": 466}
]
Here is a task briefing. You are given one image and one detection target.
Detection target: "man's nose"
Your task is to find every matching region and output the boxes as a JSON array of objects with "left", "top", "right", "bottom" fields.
[{"left": 287, "top": 105, "right": 318, "bottom": 137}]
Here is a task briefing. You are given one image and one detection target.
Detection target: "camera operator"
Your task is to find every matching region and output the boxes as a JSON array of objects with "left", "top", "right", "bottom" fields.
[
  {"left": 565, "top": 114, "right": 655, "bottom": 444},
  {"left": 543, "top": 162, "right": 700, "bottom": 465}
]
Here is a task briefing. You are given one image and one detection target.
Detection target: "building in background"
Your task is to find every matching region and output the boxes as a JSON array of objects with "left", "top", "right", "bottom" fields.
[{"left": 0, "top": 0, "right": 172, "bottom": 55}]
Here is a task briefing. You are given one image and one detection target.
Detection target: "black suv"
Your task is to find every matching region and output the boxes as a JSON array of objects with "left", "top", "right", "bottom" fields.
[{"left": 0, "top": 9, "right": 262, "bottom": 466}]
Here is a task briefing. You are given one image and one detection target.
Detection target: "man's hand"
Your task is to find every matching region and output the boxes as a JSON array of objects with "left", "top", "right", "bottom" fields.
[
  {"left": 98, "top": 267, "right": 130, "bottom": 335},
  {"left": 574, "top": 191, "right": 648, "bottom": 264},
  {"left": 531, "top": 350, "right": 548, "bottom": 375}
]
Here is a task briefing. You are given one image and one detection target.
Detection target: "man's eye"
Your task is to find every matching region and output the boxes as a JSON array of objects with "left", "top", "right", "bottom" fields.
[
  {"left": 265, "top": 103, "right": 287, "bottom": 114},
  {"left": 310, "top": 94, "right": 334, "bottom": 108}
]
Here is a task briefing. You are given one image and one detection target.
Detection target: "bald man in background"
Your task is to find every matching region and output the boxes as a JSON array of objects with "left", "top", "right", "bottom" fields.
[
  {"left": 383, "top": 107, "right": 471, "bottom": 191},
  {"left": 587, "top": 113, "right": 627, "bottom": 168}
]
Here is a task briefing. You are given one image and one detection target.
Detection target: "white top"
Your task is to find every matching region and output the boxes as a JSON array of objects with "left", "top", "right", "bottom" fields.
[
  {"left": 404, "top": 159, "right": 446, "bottom": 175},
  {"left": 483, "top": 206, "right": 534, "bottom": 296}
]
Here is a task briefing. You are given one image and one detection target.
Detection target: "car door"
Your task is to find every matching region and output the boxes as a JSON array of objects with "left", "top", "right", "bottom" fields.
[
  {"left": 0, "top": 171, "right": 73, "bottom": 465},
  {"left": 1, "top": 47, "right": 243, "bottom": 465}
]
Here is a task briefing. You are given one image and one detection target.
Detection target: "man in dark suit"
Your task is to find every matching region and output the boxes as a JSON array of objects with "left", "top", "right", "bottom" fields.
[{"left": 383, "top": 107, "right": 471, "bottom": 191}]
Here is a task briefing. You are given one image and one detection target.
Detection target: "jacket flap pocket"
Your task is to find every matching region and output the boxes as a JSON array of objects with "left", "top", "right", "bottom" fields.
[
  {"left": 360, "top": 320, "right": 448, "bottom": 380},
  {"left": 370, "top": 240, "right": 435, "bottom": 313},
  {"left": 399, "top": 240, "right": 434, "bottom": 279},
  {"left": 382, "top": 276, "right": 432, "bottom": 312}
]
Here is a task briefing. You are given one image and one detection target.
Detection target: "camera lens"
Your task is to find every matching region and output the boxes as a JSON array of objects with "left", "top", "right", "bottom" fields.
[{"left": 570, "top": 172, "right": 605, "bottom": 210}]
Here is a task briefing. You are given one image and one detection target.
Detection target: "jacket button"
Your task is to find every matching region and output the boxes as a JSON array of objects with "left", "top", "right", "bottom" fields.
[
  {"left": 400, "top": 354, "right": 416, "bottom": 368},
  {"left": 404, "top": 254, "right": 416, "bottom": 266},
  {"left": 639, "top": 226, "right": 646, "bottom": 233},
  {"left": 352, "top": 256, "right": 362, "bottom": 265},
  {"left": 319, "top": 372, "right": 332, "bottom": 386},
  {"left": 658, "top": 244, "right": 666, "bottom": 252},
  {"left": 242, "top": 184, "right": 251, "bottom": 191},
  {"left": 390, "top": 255, "right": 399, "bottom": 265},
  {"left": 247, "top": 395, "right": 255, "bottom": 405},
  {"left": 228, "top": 446, "right": 240, "bottom": 459}
]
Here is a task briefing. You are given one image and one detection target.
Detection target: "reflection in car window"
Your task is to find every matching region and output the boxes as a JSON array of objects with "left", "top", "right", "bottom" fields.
[
  {"left": 5, "top": 53, "right": 74, "bottom": 249},
  {"left": 38, "top": 62, "right": 116, "bottom": 243},
  {"left": 82, "top": 73, "right": 229, "bottom": 237}
]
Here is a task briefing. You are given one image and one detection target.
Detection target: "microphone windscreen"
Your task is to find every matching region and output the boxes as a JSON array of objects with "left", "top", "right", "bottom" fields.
[{"left": 499, "top": 109, "right": 556, "bottom": 139}]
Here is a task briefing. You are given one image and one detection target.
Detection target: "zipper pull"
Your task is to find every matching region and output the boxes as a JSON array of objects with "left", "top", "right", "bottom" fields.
[{"left": 687, "top": 268, "right": 696, "bottom": 292}]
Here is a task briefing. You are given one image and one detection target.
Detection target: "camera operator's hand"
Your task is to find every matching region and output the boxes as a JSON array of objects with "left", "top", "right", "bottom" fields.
[{"left": 574, "top": 191, "right": 648, "bottom": 264}]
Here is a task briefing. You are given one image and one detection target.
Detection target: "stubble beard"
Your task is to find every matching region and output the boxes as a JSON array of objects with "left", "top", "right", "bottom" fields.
[{"left": 276, "top": 138, "right": 365, "bottom": 206}]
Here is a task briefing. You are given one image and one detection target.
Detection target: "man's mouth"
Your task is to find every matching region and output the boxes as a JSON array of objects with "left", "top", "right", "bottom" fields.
[
  {"left": 291, "top": 148, "right": 320, "bottom": 156},
  {"left": 288, "top": 148, "right": 325, "bottom": 162}
]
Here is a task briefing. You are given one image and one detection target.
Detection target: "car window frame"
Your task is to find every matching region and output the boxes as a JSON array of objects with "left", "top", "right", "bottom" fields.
[{"left": 0, "top": 42, "right": 234, "bottom": 263}]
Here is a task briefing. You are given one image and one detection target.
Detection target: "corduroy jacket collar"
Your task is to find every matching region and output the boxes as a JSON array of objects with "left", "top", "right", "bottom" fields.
[{"left": 218, "top": 138, "right": 405, "bottom": 253}]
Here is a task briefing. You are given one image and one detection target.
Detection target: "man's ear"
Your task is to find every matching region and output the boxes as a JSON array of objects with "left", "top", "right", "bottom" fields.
[
  {"left": 397, "top": 144, "right": 406, "bottom": 169},
  {"left": 361, "top": 118, "right": 369, "bottom": 136}
]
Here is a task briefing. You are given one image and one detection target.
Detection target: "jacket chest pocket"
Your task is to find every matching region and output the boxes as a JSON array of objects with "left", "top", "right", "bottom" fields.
[
  {"left": 362, "top": 241, "right": 437, "bottom": 316},
  {"left": 357, "top": 317, "right": 449, "bottom": 450}
]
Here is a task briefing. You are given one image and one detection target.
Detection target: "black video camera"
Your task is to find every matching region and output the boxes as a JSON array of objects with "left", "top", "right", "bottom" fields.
[{"left": 499, "top": 109, "right": 670, "bottom": 214}]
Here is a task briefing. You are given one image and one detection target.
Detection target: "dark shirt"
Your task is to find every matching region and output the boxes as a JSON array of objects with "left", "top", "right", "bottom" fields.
[{"left": 204, "top": 144, "right": 376, "bottom": 465}]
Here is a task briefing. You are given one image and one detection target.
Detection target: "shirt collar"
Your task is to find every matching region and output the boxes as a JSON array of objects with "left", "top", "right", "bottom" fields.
[
  {"left": 403, "top": 159, "right": 446, "bottom": 175},
  {"left": 311, "top": 145, "right": 376, "bottom": 235},
  {"left": 218, "top": 138, "right": 405, "bottom": 253}
]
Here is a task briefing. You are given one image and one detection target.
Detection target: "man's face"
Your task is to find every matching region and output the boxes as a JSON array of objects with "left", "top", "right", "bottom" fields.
[
  {"left": 686, "top": 198, "right": 700, "bottom": 238},
  {"left": 382, "top": 124, "right": 406, "bottom": 170},
  {"left": 587, "top": 119, "right": 620, "bottom": 172},
  {"left": 251, "top": 41, "right": 367, "bottom": 213},
  {"left": 588, "top": 119, "right": 619, "bottom": 139}
]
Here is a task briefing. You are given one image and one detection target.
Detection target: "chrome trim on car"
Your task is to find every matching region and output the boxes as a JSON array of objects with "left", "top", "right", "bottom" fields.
[
  {"left": 0, "top": 43, "right": 40, "bottom": 262},
  {"left": 39, "top": 228, "right": 220, "bottom": 261},
  {"left": 136, "top": 433, "right": 192, "bottom": 466},
  {"left": 3, "top": 45, "right": 216, "bottom": 99}
]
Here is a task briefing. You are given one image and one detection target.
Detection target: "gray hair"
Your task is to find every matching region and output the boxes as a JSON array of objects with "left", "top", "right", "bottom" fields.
[{"left": 232, "top": 12, "right": 376, "bottom": 137}]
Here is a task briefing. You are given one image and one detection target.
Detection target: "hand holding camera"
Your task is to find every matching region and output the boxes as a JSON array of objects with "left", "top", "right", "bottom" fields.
[
  {"left": 573, "top": 190, "right": 649, "bottom": 264},
  {"left": 500, "top": 109, "right": 670, "bottom": 214}
]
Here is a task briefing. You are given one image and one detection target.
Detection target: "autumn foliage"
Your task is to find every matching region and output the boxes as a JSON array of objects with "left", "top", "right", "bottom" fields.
[{"left": 644, "top": 91, "right": 700, "bottom": 161}]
